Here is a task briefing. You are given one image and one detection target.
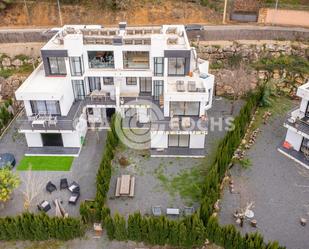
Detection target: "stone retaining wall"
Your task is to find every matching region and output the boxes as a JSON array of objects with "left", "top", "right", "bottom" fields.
[{"left": 196, "top": 40, "right": 309, "bottom": 96}]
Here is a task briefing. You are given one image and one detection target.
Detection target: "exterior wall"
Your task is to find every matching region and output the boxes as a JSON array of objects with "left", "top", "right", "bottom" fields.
[
  {"left": 24, "top": 100, "right": 33, "bottom": 116},
  {"left": 285, "top": 129, "right": 303, "bottom": 151},
  {"left": 299, "top": 98, "right": 308, "bottom": 113},
  {"left": 59, "top": 77, "right": 75, "bottom": 115},
  {"left": 62, "top": 132, "right": 81, "bottom": 147},
  {"left": 189, "top": 134, "right": 205, "bottom": 148},
  {"left": 151, "top": 133, "right": 168, "bottom": 148},
  {"left": 25, "top": 133, "right": 43, "bottom": 147},
  {"left": 259, "top": 9, "right": 309, "bottom": 28}
]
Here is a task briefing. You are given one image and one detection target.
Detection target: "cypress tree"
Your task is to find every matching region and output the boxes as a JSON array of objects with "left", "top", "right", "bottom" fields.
[
  {"left": 167, "top": 220, "right": 179, "bottom": 246},
  {"left": 104, "top": 215, "right": 115, "bottom": 240},
  {"left": 127, "top": 212, "right": 142, "bottom": 242},
  {"left": 113, "top": 213, "right": 127, "bottom": 241}
]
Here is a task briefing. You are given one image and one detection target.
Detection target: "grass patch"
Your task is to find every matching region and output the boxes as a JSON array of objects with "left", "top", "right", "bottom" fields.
[
  {"left": 17, "top": 156, "right": 74, "bottom": 171},
  {"left": 153, "top": 160, "right": 207, "bottom": 204}
]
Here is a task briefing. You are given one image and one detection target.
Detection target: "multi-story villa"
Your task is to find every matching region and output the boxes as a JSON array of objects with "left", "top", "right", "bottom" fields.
[
  {"left": 15, "top": 23, "right": 214, "bottom": 157},
  {"left": 279, "top": 81, "right": 309, "bottom": 168}
]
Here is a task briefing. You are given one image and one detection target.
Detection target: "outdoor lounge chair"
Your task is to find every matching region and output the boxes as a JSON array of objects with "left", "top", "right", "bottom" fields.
[
  {"left": 46, "top": 181, "right": 57, "bottom": 193},
  {"left": 60, "top": 178, "right": 68, "bottom": 190},
  {"left": 37, "top": 200, "right": 51, "bottom": 212},
  {"left": 68, "top": 181, "right": 80, "bottom": 193},
  {"left": 68, "top": 192, "right": 80, "bottom": 205},
  {"left": 152, "top": 206, "right": 162, "bottom": 216}
]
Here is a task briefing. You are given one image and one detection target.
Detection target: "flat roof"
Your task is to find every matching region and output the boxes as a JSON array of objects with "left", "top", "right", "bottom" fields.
[{"left": 15, "top": 63, "right": 66, "bottom": 100}]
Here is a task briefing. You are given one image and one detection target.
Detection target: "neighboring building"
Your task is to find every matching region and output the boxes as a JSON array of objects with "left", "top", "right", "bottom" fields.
[
  {"left": 15, "top": 23, "right": 214, "bottom": 157},
  {"left": 279, "top": 81, "right": 309, "bottom": 168}
]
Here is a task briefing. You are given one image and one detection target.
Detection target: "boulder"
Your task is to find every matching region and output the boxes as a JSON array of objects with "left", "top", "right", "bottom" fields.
[
  {"left": 2, "top": 57, "right": 11, "bottom": 67},
  {"left": 12, "top": 59, "right": 23, "bottom": 67}
]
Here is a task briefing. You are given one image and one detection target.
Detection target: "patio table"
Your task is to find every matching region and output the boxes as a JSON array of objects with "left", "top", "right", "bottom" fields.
[{"left": 120, "top": 175, "right": 131, "bottom": 195}]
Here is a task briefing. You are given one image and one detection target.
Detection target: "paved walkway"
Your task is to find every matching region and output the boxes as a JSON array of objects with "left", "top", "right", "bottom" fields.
[{"left": 219, "top": 112, "right": 309, "bottom": 249}]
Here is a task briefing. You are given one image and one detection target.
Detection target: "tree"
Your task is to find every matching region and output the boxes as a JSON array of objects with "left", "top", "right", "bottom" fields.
[
  {"left": 113, "top": 213, "right": 127, "bottom": 241},
  {"left": 0, "top": 168, "right": 20, "bottom": 203},
  {"left": 220, "top": 64, "right": 256, "bottom": 114},
  {"left": 20, "top": 166, "right": 48, "bottom": 210}
]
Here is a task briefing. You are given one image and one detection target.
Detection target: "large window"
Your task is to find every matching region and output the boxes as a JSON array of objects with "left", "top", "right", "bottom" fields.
[
  {"left": 168, "top": 57, "right": 186, "bottom": 76},
  {"left": 154, "top": 57, "right": 164, "bottom": 76},
  {"left": 88, "top": 51, "right": 114, "bottom": 68},
  {"left": 168, "top": 135, "right": 189, "bottom": 147},
  {"left": 103, "top": 77, "right": 114, "bottom": 85},
  {"left": 48, "top": 57, "right": 66, "bottom": 75},
  {"left": 140, "top": 77, "right": 152, "bottom": 93},
  {"left": 126, "top": 77, "right": 137, "bottom": 85},
  {"left": 88, "top": 77, "right": 101, "bottom": 92},
  {"left": 123, "top": 51, "right": 149, "bottom": 69},
  {"left": 30, "top": 100, "right": 61, "bottom": 115},
  {"left": 170, "top": 102, "right": 199, "bottom": 116},
  {"left": 72, "top": 80, "right": 85, "bottom": 100},
  {"left": 69, "top": 56, "right": 84, "bottom": 76}
]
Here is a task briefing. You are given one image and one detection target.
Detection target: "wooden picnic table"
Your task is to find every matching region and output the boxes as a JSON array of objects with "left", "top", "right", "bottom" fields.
[{"left": 120, "top": 175, "right": 131, "bottom": 195}]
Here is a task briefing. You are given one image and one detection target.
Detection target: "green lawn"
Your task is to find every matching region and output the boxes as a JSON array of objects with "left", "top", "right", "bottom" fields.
[{"left": 17, "top": 156, "right": 74, "bottom": 171}]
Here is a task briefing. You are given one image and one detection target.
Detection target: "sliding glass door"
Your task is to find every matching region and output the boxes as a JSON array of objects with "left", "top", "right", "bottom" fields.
[
  {"left": 168, "top": 134, "right": 190, "bottom": 147},
  {"left": 153, "top": 80, "right": 164, "bottom": 101},
  {"left": 140, "top": 77, "right": 152, "bottom": 94},
  {"left": 30, "top": 101, "right": 61, "bottom": 115},
  {"left": 170, "top": 102, "right": 200, "bottom": 116},
  {"left": 72, "top": 80, "right": 85, "bottom": 100}
]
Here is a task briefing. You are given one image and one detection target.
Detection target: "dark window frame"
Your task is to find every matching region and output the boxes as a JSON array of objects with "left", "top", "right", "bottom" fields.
[
  {"left": 154, "top": 57, "right": 164, "bottom": 76},
  {"left": 48, "top": 57, "right": 67, "bottom": 75},
  {"left": 88, "top": 77, "right": 101, "bottom": 92},
  {"left": 126, "top": 77, "right": 137, "bottom": 85},
  {"left": 168, "top": 134, "right": 190, "bottom": 148},
  {"left": 30, "top": 100, "right": 61, "bottom": 116},
  {"left": 139, "top": 77, "right": 152, "bottom": 93},
  {"left": 69, "top": 56, "right": 84, "bottom": 76},
  {"left": 169, "top": 101, "right": 200, "bottom": 116},
  {"left": 72, "top": 80, "right": 85, "bottom": 100},
  {"left": 168, "top": 57, "right": 186, "bottom": 76},
  {"left": 103, "top": 77, "right": 114, "bottom": 85}
]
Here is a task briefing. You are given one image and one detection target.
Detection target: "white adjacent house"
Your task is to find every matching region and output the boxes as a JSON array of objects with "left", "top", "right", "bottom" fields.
[
  {"left": 15, "top": 23, "right": 214, "bottom": 157},
  {"left": 279, "top": 81, "right": 309, "bottom": 168}
]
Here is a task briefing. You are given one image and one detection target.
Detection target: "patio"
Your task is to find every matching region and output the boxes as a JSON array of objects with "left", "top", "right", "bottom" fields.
[{"left": 0, "top": 120, "right": 106, "bottom": 217}]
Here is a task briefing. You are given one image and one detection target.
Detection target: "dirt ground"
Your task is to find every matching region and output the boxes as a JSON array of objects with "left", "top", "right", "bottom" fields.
[{"left": 0, "top": 1, "right": 222, "bottom": 28}]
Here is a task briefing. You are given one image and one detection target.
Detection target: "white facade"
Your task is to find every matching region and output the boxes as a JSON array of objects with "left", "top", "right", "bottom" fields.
[
  {"left": 281, "top": 81, "right": 309, "bottom": 167},
  {"left": 15, "top": 23, "right": 215, "bottom": 157}
]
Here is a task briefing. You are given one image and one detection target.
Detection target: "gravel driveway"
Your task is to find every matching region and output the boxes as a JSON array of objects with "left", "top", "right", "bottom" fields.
[{"left": 219, "top": 112, "right": 309, "bottom": 249}]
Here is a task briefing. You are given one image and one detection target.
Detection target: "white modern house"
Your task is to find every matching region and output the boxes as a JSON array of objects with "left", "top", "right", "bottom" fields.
[
  {"left": 15, "top": 23, "right": 214, "bottom": 157},
  {"left": 279, "top": 81, "right": 309, "bottom": 168}
]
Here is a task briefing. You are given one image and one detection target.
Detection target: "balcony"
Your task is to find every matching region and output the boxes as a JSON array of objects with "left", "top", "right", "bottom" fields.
[
  {"left": 17, "top": 96, "right": 117, "bottom": 131},
  {"left": 17, "top": 101, "right": 84, "bottom": 131},
  {"left": 284, "top": 110, "right": 309, "bottom": 136}
]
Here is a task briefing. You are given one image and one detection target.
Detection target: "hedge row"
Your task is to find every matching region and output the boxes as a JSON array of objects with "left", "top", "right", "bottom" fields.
[
  {"left": 80, "top": 114, "right": 119, "bottom": 223},
  {"left": 0, "top": 212, "right": 84, "bottom": 241},
  {"left": 200, "top": 89, "right": 264, "bottom": 224},
  {"left": 104, "top": 212, "right": 206, "bottom": 248},
  {"left": 0, "top": 99, "right": 14, "bottom": 133}
]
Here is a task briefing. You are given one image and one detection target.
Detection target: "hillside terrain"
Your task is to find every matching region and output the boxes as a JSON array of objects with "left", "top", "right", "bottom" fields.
[{"left": 0, "top": 0, "right": 222, "bottom": 27}]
